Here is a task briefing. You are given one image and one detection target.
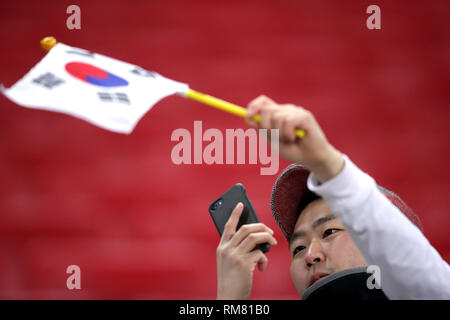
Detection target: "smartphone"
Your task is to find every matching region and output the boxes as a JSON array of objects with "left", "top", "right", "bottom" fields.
[{"left": 209, "top": 183, "right": 271, "bottom": 253}]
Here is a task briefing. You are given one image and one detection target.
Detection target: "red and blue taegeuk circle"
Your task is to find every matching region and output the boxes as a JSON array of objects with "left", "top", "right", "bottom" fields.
[{"left": 65, "top": 62, "right": 129, "bottom": 87}]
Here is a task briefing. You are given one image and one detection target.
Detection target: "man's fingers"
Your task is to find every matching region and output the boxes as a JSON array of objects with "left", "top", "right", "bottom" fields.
[
  {"left": 245, "top": 117, "right": 260, "bottom": 129},
  {"left": 229, "top": 223, "right": 274, "bottom": 247},
  {"left": 281, "top": 115, "right": 298, "bottom": 143},
  {"left": 222, "top": 202, "right": 244, "bottom": 242},
  {"left": 237, "top": 232, "right": 277, "bottom": 253},
  {"left": 248, "top": 250, "right": 268, "bottom": 272},
  {"left": 246, "top": 95, "right": 276, "bottom": 118},
  {"left": 260, "top": 105, "right": 277, "bottom": 131},
  {"left": 257, "top": 255, "right": 268, "bottom": 272},
  {"left": 271, "top": 109, "right": 293, "bottom": 141},
  {"left": 275, "top": 105, "right": 312, "bottom": 143}
]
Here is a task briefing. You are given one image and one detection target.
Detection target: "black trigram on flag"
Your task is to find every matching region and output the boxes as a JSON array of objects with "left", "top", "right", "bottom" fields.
[
  {"left": 97, "top": 92, "right": 130, "bottom": 104},
  {"left": 32, "top": 72, "right": 65, "bottom": 89},
  {"left": 130, "top": 67, "right": 158, "bottom": 78}
]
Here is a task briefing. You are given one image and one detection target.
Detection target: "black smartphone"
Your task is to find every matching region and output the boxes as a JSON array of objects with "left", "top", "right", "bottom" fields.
[{"left": 209, "top": 183, "right": 271, "bottom": 253}]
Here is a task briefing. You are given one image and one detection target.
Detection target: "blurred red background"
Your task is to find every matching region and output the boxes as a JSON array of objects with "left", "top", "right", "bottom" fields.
[{"left": 0, "top": 0, "right": 449, "bottom": 299}]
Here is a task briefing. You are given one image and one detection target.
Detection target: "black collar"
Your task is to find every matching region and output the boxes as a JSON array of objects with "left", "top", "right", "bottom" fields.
[{"left": 302, "top": 267, "right": 388, "bottom": 300}]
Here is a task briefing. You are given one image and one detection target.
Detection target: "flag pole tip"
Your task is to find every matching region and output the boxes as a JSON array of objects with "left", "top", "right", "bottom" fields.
[{"left": 40, "top": 37, "right": 57, "bottom": 51}]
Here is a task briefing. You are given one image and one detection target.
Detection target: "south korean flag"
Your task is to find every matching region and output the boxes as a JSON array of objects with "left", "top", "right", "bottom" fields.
[{"left": 1, "top": 42, "right": 189, "bottom": 134}]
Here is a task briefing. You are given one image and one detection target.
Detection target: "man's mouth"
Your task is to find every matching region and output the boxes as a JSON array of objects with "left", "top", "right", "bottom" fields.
[{"left": 309, "top": 272, "right": 330, "bottom": 286}]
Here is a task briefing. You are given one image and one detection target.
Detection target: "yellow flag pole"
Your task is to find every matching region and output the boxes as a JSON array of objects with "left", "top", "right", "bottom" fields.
[
  {"left": 40, "top": 36, "right": 305, "bottom": 139},
  {"left": 184, "top": 89, "right": 306, "bottom": 138}
]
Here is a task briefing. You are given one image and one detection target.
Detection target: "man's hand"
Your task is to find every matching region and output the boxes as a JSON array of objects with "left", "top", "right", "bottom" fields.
[
  {"left": 246, "top": 95, "right": 345, "bottom": 182},
  {"left": 216, "top": 202, "right": 277, "bottom": 300}
]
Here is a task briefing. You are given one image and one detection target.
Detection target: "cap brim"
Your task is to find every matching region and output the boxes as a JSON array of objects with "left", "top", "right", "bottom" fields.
[
  {"left": 271, "top": 164, "right": 314, "bottom": 240},
  {"left": 271, "top": 164, "right": 423, "bottom": 241}
]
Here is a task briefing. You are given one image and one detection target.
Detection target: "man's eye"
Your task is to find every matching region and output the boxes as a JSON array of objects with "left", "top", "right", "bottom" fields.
[
  {"left": 323, "top": 228, "right": 339, "bottom": 238},
  {"left": 292, "top": 245, "right": 306, "bottom": 256}
]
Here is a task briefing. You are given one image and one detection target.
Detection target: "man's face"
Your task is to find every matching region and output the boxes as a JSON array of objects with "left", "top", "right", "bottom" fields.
[{"left": 289, "top": 198, "right": 367, "bottom": 297}]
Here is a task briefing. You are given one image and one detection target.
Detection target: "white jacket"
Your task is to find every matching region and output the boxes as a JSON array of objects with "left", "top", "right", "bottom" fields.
[{"left": 307, "top": 155, "right": 450, "bottom": 299}]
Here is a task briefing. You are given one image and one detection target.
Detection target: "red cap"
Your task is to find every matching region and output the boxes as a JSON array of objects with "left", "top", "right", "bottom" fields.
[{"left": 271, "top": 164, "right": 423, "bottom": 241}]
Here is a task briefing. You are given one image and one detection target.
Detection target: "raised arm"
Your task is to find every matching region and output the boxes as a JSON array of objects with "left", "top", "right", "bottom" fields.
[{"left": 246, "top": 95, "right": 450, "bottom": 299}]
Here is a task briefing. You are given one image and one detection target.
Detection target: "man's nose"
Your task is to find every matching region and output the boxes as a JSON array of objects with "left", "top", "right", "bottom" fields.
[{"left": 305, "top": 239, "right": 326, "bottom": 267}]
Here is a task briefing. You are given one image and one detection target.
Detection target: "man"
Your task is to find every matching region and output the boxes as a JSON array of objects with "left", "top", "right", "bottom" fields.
[{"left": 216, "top": 95, "right": 450, "bottom": 300}]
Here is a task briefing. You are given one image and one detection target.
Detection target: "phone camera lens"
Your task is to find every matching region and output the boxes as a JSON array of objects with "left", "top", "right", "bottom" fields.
[{"left": 211, "top": 199, "right": 223, "bottom": 211}]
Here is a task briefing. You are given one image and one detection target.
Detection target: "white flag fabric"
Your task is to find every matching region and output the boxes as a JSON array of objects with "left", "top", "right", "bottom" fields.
[{"left": 1, "top": 43, "right": 189, "bottom": 134}]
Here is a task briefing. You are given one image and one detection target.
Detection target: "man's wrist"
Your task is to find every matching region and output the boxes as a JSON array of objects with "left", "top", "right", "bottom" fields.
[{"left": 308, "top": 147, "right": 345, "bottom": 183}]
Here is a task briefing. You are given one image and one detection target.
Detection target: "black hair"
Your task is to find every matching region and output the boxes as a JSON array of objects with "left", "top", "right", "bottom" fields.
[{"left": 297, "top": 191, "right": 321, "bottom": 216}]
